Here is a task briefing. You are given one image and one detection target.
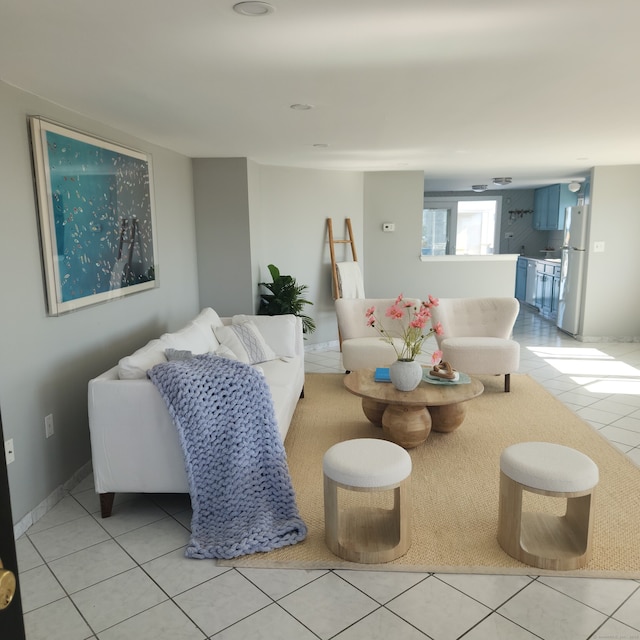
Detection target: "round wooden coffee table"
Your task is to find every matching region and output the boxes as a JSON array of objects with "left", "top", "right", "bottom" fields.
[{"left": 343, "top": 369, "right": 484, "bottom": 448}]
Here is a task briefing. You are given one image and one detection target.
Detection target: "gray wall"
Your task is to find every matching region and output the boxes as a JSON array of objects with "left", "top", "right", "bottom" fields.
[
  {"left": 364, "top": 172, "right": 519, "bottom": 300},
  {"left": 582, "top": 166, "right": 640, "bottom": 339},
  {"left": 363, "top": 171, "right": 425, "bottom": 295},
  {"left": 249, "top": 165, "right": 365, "bottom": 346},
  {"left": 192, "top": 161, "right": 366, "bottom": 346},
  {"left": 1, "top": 81, "right": 200, "bottom": 522},
  {"left": 193, "top": 158, "right": 254, "bottom": 316}
]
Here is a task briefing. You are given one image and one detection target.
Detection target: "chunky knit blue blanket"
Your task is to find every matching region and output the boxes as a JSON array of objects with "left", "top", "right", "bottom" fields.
[{"left": 148, "top": 354, "right": 307, "bottom": 559}]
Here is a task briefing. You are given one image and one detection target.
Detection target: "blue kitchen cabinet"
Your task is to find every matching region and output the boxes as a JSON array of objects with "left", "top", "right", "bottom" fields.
[
  {"left": 515, "top": 257, "right": 527, "bottom": 300},
  {"left": 533, "top": 184, "right": 578, "bottom": 230},
  {"left": 533, "top": 187, "right": 549, "bottom": 230}
]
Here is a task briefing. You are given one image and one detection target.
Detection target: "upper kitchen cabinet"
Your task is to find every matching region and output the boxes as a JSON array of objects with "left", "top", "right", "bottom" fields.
[{"left": 533, "top": 184, "right": 578, "bottom": 230}]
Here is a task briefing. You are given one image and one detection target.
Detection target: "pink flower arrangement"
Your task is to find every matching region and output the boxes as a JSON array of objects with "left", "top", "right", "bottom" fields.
[{"left": 365, "top": 294, "right": 443, "bottom": 362}]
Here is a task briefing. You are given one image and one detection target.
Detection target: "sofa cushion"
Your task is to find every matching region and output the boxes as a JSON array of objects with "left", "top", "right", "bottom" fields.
[
  {"left": 214, "top": 321, "right": 277, "bottom": 365},
  {"left": 232, "top": 314, "right": 297, "bottom": 357},
  {"left": 192, "top": 307, "right": 224, "bottom": 349},
  {"left": 215, "top": 344, "right": 239, "bottom": 361},
  {"left": 118, "top": 339, "right": 167, "bottom": 379},
  {"left": 161, "top": 321, "right": 214, "bottom": 355}
]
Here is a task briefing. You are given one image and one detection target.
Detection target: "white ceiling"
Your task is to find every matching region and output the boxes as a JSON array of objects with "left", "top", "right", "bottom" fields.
[{"left": 2, "top": 0, "right": 639, "bottom": 191}]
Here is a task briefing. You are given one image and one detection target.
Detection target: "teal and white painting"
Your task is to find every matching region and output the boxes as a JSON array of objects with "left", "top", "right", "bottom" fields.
[{"left": 30, "top": 118, "right": 157, "bottom": 315}]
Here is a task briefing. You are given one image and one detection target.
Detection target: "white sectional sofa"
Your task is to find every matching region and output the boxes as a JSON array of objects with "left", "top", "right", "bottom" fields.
[{"left": 88, "top": 308, "right": 305, "bottom": 517}]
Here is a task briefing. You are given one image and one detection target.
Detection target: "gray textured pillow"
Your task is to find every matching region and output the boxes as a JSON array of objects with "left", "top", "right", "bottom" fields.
[
  {"left": 164, "top": 348, "right": 194, "bottom": 361},
  {"left": 214, "top": 321, "right": 277, "bottom": 365}
]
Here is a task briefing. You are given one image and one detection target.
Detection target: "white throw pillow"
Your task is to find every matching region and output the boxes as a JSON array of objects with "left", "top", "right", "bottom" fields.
[
  {"left": 118, "top": 339, "right": 167, "bottom": 379},
  {"left": 192, "top": 307, "right": 224, "bottom": 350},
  {"left": 214, "top": 321, "right": 277, "bottom": 365},
  {"left": 215, "top": 344, "right": 239, "bottom": 361},
  {"left": 231, "top": 314, "right": 297, "bottom": 357}
]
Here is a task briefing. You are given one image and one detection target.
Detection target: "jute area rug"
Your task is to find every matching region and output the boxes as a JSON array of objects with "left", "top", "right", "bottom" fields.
[{"left": 220, "top": 373, "right": 640, "bottom": 577}]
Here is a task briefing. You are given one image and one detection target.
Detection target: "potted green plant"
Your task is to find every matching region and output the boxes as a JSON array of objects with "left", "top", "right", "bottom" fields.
[{"left": 258, "top": 264, "right": 316, "bottom": 334}]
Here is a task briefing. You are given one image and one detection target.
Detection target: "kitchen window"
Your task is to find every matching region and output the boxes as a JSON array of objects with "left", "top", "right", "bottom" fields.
[{"left": 422, "top": 197, "right": 502, "bottom": 257}]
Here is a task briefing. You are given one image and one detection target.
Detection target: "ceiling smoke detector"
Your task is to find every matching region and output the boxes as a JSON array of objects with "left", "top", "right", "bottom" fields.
[
  {"left": 568, "top": 181, "right": 581, "bottom": 192},
  {"left": 232, "top": 2, "right": 275, "bottom": 16},
  {"left": 471, "top": 185, "right": 488, "bottom": 192},
  {"left": 493, "top": 177, "right": 512, "bottom": 186}
]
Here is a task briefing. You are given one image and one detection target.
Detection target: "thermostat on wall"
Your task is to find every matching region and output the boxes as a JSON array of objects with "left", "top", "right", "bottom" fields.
[{"left": 382, "top": 222, "right": 395, "bottom": 232}]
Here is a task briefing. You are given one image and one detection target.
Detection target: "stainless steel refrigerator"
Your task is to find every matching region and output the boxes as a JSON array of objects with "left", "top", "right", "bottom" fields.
[{"left": 557, "top": 205, "right": 589, "bottom": 335}]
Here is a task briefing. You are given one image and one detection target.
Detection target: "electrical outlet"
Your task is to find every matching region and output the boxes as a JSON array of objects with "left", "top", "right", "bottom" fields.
[
  {"left": 45, "top": 413, "right": 54, "bottom": 438},
  {"left": 593, "top": 241, "right": 605, "bottom": 253},
  {"left": 4, "top": 439, "right": 15, "bottom": 465},
  {"left": 504, "top": 232, "right": 514, "bottom": 239}
]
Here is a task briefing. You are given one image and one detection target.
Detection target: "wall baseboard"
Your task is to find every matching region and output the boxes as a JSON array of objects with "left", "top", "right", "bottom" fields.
[
  {"left": 575, "top": 335, "right": 640, "bottom": 343},
  {"left": 14, "top": 460, "right": 93, "bottom": 540},
  {"left": 305, "top": 340, "right": 339, "bottom": 352}
]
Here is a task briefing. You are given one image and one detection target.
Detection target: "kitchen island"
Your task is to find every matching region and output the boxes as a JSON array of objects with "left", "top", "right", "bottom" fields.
[
  {"left": 417, "top": 254, "right": 520, "bottom": 299},
  {"left": 516, "top": 256, "right": 561, "bottom": 320}
]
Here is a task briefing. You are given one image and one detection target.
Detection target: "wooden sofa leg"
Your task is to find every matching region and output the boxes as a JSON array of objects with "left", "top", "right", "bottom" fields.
[
  {"left": 504, "top": 374, "right": 511, "bottom": 393},
  {"left": 100, "top": 492, "right": 115, "bottom": 518},
  {"left": 300, "top": 386, "right": 305, "bottom": 399}
]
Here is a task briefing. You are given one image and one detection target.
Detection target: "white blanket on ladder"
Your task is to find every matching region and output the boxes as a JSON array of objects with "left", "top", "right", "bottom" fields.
[{"left": 336, "top": 261, "right": 365, "bottom": 298}]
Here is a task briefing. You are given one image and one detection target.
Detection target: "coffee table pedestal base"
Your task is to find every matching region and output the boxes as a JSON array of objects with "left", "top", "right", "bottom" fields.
[
  {"left": 362, "top": 397, "right": 467, "bottom": 442},
  {"left": 362, "top": 398, "right": 386, "bottom": 426},
  {"left": 429, "top": 402, "right": 467, "bottom": 433},
  {"left": 382, "top": 405, "right": 431, "bottom": 449},
  {"left": 346, "top": 370, "right": 484, "bottom": 449}
]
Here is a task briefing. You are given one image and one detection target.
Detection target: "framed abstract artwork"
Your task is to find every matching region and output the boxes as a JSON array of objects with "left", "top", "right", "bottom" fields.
[{"left": 29, "top": 117, "right": 158, "bottom": 315}]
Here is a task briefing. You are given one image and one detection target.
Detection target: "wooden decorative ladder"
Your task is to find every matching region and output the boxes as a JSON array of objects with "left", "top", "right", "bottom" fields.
[{"left": 326, "top": 217, "right": 358, "bottom": 300}]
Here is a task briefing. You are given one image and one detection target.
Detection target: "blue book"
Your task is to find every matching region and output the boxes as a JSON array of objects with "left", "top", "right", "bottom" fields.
[{"left": 374, "top": 367, "right": 391, "bottom": 382}]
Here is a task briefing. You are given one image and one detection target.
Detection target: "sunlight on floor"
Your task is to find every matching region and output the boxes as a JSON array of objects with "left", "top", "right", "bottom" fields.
[
  {"left": 527, "top": 346, "right": 640, "bottom": 395},
  {"left": 570, "top": 378, "right": 640, "bottom": 395},
  {"left": 544, "top": 360, "right": 640, "bottom": 377},
  {"left": 528, "top": 346, "right": 614, "bottom": 360}
]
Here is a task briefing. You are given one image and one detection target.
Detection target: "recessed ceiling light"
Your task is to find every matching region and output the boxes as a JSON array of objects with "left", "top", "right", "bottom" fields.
[
  {"left": 568, "top": 181, "right": 581, "bottom": 192},
  {"left": 493, "top": 177, "right": 512, "bottom": 186},
  {"left": 471, "top": 185, "right": 488, "bottom": 192},
  {"left": 232, "top": 2, "right": 275, "bottom": 16},
  {"left": 290, "top": 103, "right": 314, "bottom": 111}
]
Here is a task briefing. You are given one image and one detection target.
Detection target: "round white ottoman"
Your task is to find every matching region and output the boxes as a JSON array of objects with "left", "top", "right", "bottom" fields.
[
  {"left": 323, "top": 438, "right": 412, "bottom": 563},
  {"left": 497, "top": 442, "right": 599, "bottom": 570}
]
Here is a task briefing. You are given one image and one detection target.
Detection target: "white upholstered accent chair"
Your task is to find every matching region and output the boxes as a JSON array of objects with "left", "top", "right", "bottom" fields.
[
  {"left": 430, "top": 297, "right": 520, "bottom": 392},
  {"left": 335, "top": 297, "right": 420, "bottom": 372}
]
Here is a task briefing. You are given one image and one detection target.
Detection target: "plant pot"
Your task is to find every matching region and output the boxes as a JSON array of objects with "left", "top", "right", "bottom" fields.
[{"left": 389, "top": 359, "right": 423, "bottom": 392}]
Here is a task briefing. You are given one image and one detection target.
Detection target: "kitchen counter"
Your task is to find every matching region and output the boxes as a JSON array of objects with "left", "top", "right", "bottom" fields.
[
  {"left": 516, "top": 256, "right": 562, "bottom": 320},
  {"left": 415, "top": 254, "right": 518, "bottom": 299},
  {"left": 524, "top": 256, "right": 561, "bottom": 265}
]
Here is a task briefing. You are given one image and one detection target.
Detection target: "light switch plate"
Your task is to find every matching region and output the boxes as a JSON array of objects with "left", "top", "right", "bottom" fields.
[
  {"left": 5, "top": 439, "right": 15, "bottom": 465},
  {"left": 45, "top": 413, "right": 54, "bottom": 438}
]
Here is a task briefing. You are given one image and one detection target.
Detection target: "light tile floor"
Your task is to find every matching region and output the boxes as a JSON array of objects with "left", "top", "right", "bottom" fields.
[{"left": 17, "top": 307, "right": 640, "bottom": 640}]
